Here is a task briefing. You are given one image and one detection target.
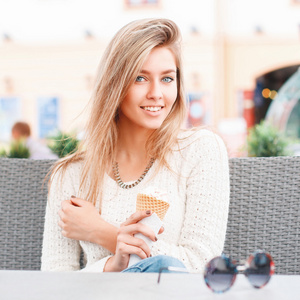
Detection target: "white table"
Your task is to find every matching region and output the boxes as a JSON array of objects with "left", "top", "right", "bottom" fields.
[{"left": 0, "top": 271, "right": 299, "bottom": 300}]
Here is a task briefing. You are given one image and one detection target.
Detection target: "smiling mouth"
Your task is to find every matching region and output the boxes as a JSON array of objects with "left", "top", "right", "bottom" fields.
[{"left": 140, "top": 106, "right": 164, "bottom": 112}]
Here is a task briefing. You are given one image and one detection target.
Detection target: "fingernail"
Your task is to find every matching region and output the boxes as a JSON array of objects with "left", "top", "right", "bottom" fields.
[
  {"left": 71, "top": 195, "right": 76, "bottom": 198},
  {"left": 150, "top": 254, "right": 152, "bottom": 257},
  {"left": 155, "top": 237, "right": 158, "bottom": 241},
  {"left": 146, "top": 210, "right": 151, "bottom": 215}
]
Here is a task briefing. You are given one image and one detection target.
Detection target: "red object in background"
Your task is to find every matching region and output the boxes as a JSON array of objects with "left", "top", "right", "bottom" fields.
[{"left": 243, "top": 90, "right": 255, "bottom": 129}]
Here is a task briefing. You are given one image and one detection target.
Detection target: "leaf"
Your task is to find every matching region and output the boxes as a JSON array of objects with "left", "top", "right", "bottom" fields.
[
  {"left": 246, "top": 121, "right": 292, "bottom": 157},
  {"left": 47, "top": 131, "right": 80, "bottom": 158},
  {"left": 7, "top": 140, "right": 30, "bottom": 158}
]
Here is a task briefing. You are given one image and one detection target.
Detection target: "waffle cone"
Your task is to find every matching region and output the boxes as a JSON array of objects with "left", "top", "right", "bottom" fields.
[{"left": 136, "top": 193, "right": 170, "bottom": 221}]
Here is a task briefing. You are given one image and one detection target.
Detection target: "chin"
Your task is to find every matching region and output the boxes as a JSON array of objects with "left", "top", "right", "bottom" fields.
[{"left": 143, "top": 122, "right": 164, "bottom": 130}]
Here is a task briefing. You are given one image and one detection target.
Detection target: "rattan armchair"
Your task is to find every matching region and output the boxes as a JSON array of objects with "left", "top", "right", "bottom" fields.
[
  {"left": 224, "top": 156, "right": 300, "bottom": 275},
  {"left": 0, "top": 158, "right": 54, "bottom": 270},
  {"left": 0, "top": 157, "right": 299, "bottom": 273}
]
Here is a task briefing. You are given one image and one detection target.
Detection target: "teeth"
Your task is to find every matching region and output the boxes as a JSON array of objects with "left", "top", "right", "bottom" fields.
[{"left": 143, "top": 106, "right": 162, "bottom": 112}]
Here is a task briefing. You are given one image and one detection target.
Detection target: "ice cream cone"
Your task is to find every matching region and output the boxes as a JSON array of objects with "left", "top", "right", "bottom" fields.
[
  {"left": 128, "top": 189, "right": 169, "bottom": 267},
  {"left": 136, "top": 193, "right": 170, "bottom": 220}
]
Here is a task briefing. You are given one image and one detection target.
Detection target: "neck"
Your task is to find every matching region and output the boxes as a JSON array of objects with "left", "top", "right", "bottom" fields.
[
  {"left": 112, "top": 119, "right": 155, "bottom": 183},
  {"left": 117, "top": 124, "right": 154, "bottom": 163}
]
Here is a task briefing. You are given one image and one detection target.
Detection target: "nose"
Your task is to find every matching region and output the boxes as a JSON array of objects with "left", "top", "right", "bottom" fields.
[{"left": 146, "top": 80, "right": 163, "bottom": 100}]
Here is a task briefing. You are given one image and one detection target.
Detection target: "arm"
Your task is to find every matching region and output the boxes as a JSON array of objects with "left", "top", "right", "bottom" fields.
[
  {"left": 151, "top": 132, "right": 230, "bottom": 272},
  {"left": 58, "top": 197, "right": 118, "bottom": 254},
  {"left": 41, "top": 164, "right": 118, "bottom": 272},
  {"left": 79, "top": 210, "right": 160, "bottom": 273},
  {"left": 104, "top": 211, "right": 158, "bottom": 272},
  {"left": 41, "top": 167, "right": 81, "bottom": 271}
]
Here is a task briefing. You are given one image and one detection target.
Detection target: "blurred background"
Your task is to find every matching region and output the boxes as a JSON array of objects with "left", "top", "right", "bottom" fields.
[{"left": 0, "top": 0, "right": 300, "bottom": 157}]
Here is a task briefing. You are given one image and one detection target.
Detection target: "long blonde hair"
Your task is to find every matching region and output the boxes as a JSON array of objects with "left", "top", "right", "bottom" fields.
[{"left": 51, "top": 18, "right": 187, "bottom": 207}]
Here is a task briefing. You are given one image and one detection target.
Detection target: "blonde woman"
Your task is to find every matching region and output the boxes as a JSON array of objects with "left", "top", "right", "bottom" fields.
[{"left": 41, "top": 18, "right": 230, "bottom": 273}]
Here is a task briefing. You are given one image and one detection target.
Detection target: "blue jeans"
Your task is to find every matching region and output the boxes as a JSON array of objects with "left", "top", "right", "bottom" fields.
[{"left": 122, "top": 255, "right": 187, "bottom": 273}]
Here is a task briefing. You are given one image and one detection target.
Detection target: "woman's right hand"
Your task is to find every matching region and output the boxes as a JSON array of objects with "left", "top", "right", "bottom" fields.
[
  {"left": 58, "top": 196, "right": 118, "bottom": 253},
  {"left": 104, "top": 210, "right": 160, "bottom": 272}
]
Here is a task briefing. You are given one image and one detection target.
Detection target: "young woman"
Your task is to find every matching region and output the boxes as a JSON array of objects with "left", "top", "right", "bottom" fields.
[{"left": 41, "top": 18, "right": 230, "bottom": 273}]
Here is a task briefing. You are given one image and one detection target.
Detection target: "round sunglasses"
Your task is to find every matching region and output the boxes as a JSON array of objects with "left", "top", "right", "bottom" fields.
[{"left": 204, "top": 250, "right": 275, "bottom": 293}]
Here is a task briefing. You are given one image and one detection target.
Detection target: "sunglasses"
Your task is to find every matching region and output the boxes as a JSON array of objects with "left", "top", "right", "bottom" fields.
[{"left": 204, "top": 250, "right": 275, "bottom": 293}]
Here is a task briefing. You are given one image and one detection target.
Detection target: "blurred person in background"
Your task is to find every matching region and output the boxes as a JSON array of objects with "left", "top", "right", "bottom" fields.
[{"left": 11, "top": 121, "right": 58, "bottom": 160}]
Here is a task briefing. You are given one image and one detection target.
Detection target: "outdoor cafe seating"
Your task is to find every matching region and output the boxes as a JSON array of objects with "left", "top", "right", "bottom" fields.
[{"left": 0, "top": 156, "right": 299, "bottom": 299}]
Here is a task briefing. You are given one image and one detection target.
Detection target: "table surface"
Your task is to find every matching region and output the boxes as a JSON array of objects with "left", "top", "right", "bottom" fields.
[{"left": 0, "top": 271, "right": 299, "bottom": 300}]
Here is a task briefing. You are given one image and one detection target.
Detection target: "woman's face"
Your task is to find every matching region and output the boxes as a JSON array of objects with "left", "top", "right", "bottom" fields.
[{"left": 119, "top": 46, "right": 178, "bottom": 132}]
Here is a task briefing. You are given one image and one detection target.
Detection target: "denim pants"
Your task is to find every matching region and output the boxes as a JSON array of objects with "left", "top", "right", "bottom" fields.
[{"left": 122, "top": 255, "right": 187, "bottom": 273}]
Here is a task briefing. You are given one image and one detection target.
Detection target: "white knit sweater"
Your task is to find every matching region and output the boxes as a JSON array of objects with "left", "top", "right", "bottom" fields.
[{"left": 41, "top": 129, "right": 230, "bottom": 272}]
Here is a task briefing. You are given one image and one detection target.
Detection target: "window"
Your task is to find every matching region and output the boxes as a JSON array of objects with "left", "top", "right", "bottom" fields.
[
  {"left": 0, "top": 97, "right": 21, "bottom": 141},
  {"left": 38, "top": 97, "right": 59, "bottom": 138}
]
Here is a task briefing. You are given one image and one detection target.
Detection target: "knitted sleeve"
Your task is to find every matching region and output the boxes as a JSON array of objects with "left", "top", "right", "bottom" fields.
[
  {"left": 41, "top": 164, "right": 113, "bottom": 272},
  {"left": 41, "top": 165, "right": 82, "bottom": 271},
  {"left": 151, "top": 131, "right": 230, "bottom": 272}
]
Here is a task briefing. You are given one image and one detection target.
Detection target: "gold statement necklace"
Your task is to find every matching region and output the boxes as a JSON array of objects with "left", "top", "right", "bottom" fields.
[{"left": 113, "top": 158, "right": 155, "bottom": 189}]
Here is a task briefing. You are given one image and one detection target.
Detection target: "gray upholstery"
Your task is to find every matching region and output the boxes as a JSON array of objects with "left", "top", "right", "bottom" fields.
[
  {"left": 0, "top": 158, "right": 54, "bottom": 270},
  {"left": 0, "top": 157, "right": 299, "bottom": 273},
  {"left": 224, "top": 156, "right": 300, "bottom": 275}
]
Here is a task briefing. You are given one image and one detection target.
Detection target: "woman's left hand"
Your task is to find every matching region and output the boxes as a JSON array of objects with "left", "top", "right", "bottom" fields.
[
  {"left": 104, "top": 210, "right": 164, "bottom": 272},
  {"left": 58, "top": 196, "right": 117, "bottom": 253}
]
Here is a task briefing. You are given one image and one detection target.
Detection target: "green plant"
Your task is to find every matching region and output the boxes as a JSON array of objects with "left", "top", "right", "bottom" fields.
[
  {"left": 0, "top": 148, "right": 7, "bottom": 157},
  {"left": 246, "top": 121, "right": 292, "bottom": 157},
  {"left": 0, "top": 140, "right": 30, "bottom": 158},
  {"left": 47, "top": 131, "right": 80, "bottom": 158}
]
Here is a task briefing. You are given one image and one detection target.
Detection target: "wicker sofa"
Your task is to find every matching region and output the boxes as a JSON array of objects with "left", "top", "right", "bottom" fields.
[{"left": 0, "top": 157, "right": 299, "bottom": 273}]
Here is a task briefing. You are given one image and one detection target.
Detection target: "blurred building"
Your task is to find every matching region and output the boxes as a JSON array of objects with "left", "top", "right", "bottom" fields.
[{"left": 0, "top": 0, "right": 300, "bottom": 156}]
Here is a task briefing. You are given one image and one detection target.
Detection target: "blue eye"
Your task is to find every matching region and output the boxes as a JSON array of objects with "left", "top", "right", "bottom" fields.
[
  {"left": 162, "top": 77, "right": 174, "bottom": 83},
  {"left": 136, "top": 76, "right": 145, "bottom": 82}
]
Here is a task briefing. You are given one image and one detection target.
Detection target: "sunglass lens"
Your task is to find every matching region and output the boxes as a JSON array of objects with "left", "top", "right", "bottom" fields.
[
  {"left": 245, "top": 252, "right": 274, "bottom": 288},
  {"left": 204, "top": 256, "right": 236, "bottom": 293}
]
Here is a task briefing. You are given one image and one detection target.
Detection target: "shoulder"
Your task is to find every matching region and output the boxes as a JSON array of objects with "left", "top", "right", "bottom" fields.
[
  {"left": 169, "top": 127, "right": 228, "bottom": 170},
  {"left": 177, "top": 128, "right": 227, "bottom": 154},
  {"left": 50, "top": 160, "right": 83, "bottom": 187},
  {"left": 169, "top": 128, "right": 229, "bottom": 178},
  {"left": 47, "top": 160, "right": 84, "bottom": 208}
]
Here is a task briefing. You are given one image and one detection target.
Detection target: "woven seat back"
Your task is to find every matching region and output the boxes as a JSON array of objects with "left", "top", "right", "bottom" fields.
[
  {"left": 1, "top": 157, "right": 299, "bottom": 273},
  {"left": 0, "top": 158, "right": 54, "bottom": 270},
  {"left": 224, "top": 157, "right": 300, "bottom": 275}
]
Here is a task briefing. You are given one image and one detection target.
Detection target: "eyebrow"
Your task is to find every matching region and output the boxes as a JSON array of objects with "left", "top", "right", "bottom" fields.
[{"left": 140, "top": 69, "right": 177, "bottom": 75}]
